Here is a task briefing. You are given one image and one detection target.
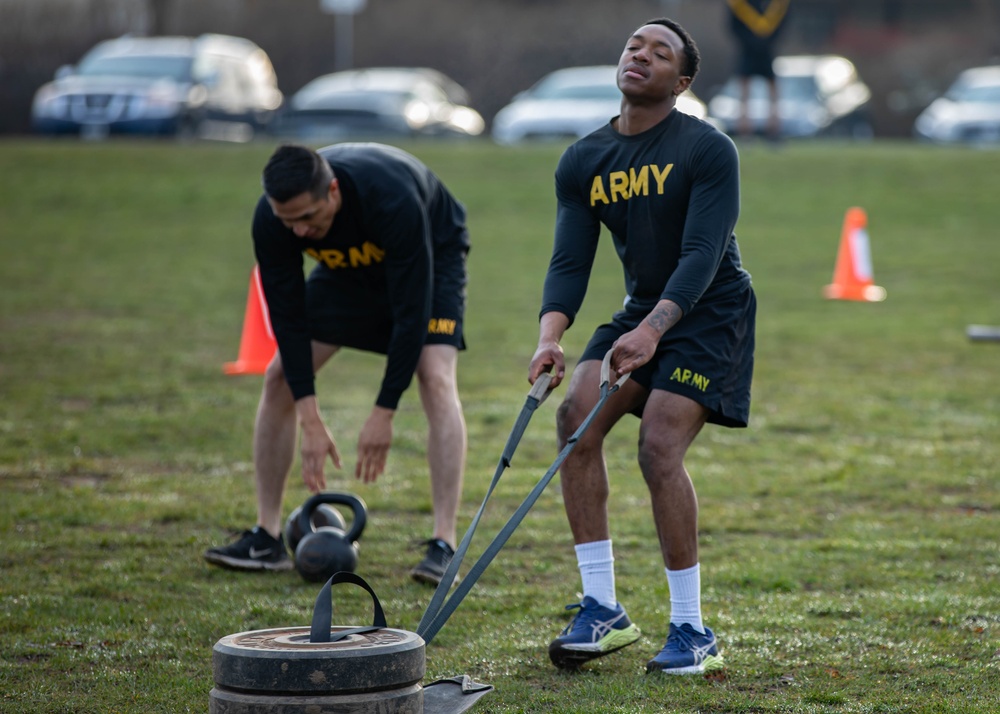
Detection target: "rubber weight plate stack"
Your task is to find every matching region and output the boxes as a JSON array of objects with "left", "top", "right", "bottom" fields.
[{"left": 210, "top": 625, "right": 425, "bottom": 713}]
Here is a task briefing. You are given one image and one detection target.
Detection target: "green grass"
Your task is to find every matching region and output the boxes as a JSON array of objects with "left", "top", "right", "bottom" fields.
[{"left": 1, "top": 137, "right": 997, "bottom": 713}]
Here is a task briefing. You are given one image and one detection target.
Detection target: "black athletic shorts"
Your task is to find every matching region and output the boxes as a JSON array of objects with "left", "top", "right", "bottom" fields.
[
  {"left": 304, "top": 243, "right": 468, "bottom": 353},
  {"left": 579, "top": 285, "right": 756, "bottom": 427},
  {"left": 736, "top": 46, "right": 776, "bottom": 80}
]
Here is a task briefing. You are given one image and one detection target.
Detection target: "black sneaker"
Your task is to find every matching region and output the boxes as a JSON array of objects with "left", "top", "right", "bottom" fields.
[
  {"left": 204, "top": 526, "right": 294, "bottom": 572},
  {"left": 410, "top": 538, "right": 456, "bottom": 586}
]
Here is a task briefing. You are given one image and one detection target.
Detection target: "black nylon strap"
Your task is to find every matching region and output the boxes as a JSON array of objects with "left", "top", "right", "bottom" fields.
[{"left": 310, "top": 571, "right": 388, "bottom": 643}]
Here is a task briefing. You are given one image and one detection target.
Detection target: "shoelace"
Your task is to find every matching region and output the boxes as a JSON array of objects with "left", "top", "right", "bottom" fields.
[
  {"left": 562, "top": 601, "right": 608, "bottom": 634},
  {"left": 665, "top": 625, "right": 696, "bottom": 652}
]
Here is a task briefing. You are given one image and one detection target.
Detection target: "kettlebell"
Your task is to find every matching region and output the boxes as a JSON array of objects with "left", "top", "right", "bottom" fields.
[
  {"left": 284, "top": 503, "right": 347, "bottom": 554},
  {"left": 293, "top": 492, "right": 367, "bottom": 583}
]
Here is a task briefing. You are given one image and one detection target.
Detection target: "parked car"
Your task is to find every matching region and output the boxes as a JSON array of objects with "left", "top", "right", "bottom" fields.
[
  {"left": 490, "top": 65, "right": 710, "bottom": 145},
  {"left": 272, "top": 67, "right": 485, "bottom": 141},
  {"left": 707, "top": 55, "right": 873, "bottom": 139},
  {"left": 31, "top": 34, "right": 283, "bottom": 141},
  {"left": 913, "top": 66, "right": 1000, "bottom": 146}
]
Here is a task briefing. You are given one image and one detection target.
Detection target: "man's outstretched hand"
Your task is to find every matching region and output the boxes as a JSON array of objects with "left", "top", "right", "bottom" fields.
[
  {"left": 299, "top": 419, "right": 341, "bottom": 493},
  {"left": 356, "top": 406, "right": 394, "bottom": 483}
]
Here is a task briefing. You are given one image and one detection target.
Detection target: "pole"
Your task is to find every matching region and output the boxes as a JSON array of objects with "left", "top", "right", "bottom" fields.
[{"left": 334, "top": 11, "right": 353, "bottom": 70}]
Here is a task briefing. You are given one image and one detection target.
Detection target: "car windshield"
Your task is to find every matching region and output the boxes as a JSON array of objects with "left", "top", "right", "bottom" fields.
[
  {"left": 947, "top": 83, "right": 1000, "bottom": 103},
  {"left": 294, "top": 88, "right": 412, "bottom": 110},
  {"left": 720, "top": 74, "right": 818, "bottom": 101},
  {"left": 531, "top": 78, "right": 620, "bottom": 101},
  {"left": 77, "top": 55, "right": 193, "bottom": 82}
]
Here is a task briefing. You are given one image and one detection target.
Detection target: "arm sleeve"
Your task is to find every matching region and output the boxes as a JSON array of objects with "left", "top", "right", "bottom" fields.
[
  {"left": 539, "top": 148, "right": 602, "bottom": 326},
  {"left": 364, "top": 188, "right": 433, "bottom": 411},
  {"left": 659, "top": 133, "right": 741, "bottom": 315},
  {"left": 251, "top": 197, "right": 316, "bottom": 400}
]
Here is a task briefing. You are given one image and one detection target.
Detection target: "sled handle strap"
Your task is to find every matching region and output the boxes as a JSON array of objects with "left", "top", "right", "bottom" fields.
[
  {"left": 417, "top": 372, "right": 552, "bottom": 636},
  {"left": 418, "top": 352, "right": 627, "bottom": 644},
  {"left": 310, "top": 571, "right": 387, "bottom": 643}
]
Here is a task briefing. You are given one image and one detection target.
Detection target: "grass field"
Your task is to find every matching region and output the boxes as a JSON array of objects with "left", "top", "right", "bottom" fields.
[{"left": 0, "top": 137, "right": 997, "bottom": 713}]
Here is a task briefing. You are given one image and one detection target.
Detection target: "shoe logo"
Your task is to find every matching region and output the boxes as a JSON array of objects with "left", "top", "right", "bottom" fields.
[
  {"left": 690, "top": 634, "right": 717, "bottom": 664},
  {"left": 248, "top": 546, "right": 273, "bottom": 559},
  {"left": 588, "top": 611, "right": 627, "bottom": 642}
]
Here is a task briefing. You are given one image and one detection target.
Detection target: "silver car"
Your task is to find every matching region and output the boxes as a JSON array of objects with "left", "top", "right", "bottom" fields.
[
  {"left": 913, "top": 66, "right": 1000, "bottom": 146},
  {"left": 273, "top": 67, "right": 485, "bottom": 141},
  {"left": 491, "top": 65, "right": 709, "bottom": 145}
]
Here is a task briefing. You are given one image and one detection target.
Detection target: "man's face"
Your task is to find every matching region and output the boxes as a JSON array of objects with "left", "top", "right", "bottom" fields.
[
  {"left": 617, "top": 23, "right": 692, "bottom": 103},
  {"left": 267, "top": 179, "right": 341, "bottom": 240}
]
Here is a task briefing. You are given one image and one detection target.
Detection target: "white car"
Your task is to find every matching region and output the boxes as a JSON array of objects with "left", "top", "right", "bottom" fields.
[
  {"left": 491, "top": 65, "right": 709, "bottom": 145},
  {"left": 914, "top": 65, "right": 1000, "bottom": 146}
]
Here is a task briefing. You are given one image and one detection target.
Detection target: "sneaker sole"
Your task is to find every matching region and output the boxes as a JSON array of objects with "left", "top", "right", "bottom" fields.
[
  {"left": 410, "top": 567, "right": 459, "bottom": 587},
  {"left": 549, "top": 624, "right": 641, "bottom": 669},
  {"left": 204, "top": 552, "right": 294, "bottom": 572},
  {"left": 646, "top": 653, "right": 725, "bottom": 675}
]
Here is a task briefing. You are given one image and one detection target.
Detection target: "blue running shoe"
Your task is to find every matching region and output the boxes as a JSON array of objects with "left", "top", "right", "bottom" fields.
[
  {"left": 548, "top": 596, "right": 641, "bottom": 669},
  {"left": 646, "top": 623, "right": 725, "bottom": 675}
]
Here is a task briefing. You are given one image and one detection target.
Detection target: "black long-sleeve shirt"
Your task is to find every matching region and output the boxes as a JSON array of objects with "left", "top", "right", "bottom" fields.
[
  {"left": 541, "top": 109, "right": 750, "bottom": 326},
  {"left": 252, "top": 143, "right": 469, "bottom": 409},
  {"left": 727, "top": 0, "right": 790, "bottom": 46}
]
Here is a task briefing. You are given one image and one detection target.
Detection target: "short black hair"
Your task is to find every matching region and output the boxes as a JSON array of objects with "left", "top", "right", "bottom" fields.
[
  {"left": 642, "top": 17, "right": 701, "bottom": 80},
  {"left": 261, "top": 144, "right": 334, "bottom": 203}
]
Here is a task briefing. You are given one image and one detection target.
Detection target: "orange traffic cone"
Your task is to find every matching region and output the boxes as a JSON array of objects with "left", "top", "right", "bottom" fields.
[
  {"left": 223, "top": 265, "right": 277, "bottom": 375},
  {"left": 823, "top": 207, "right": 886, "bottom": 302}
]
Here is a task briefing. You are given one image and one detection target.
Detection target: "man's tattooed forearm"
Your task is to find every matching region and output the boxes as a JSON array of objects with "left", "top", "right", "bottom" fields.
[{"left": 647, "top": 302, "right": 682, "bottom": 333}]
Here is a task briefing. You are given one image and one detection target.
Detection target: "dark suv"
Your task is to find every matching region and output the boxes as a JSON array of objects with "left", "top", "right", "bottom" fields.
[{"left": 31, "top": 34, "right": 283, "bottom": 140}]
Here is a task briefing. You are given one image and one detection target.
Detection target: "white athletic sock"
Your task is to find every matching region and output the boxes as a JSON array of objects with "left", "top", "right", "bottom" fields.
[
  {"left": 666, "top": 563, "right": 704, "bottom": 633},
  {"left": 576, "top": 540, "right": 616, "bottom": 609}
]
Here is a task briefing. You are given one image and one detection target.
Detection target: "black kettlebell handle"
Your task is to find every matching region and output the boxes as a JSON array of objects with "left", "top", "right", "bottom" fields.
[
  {"left": 309, "top": 571, "right": 387, "bottom": 643},
  {"left": 297, "top": 492, "right": 367, "bottom": 544}
]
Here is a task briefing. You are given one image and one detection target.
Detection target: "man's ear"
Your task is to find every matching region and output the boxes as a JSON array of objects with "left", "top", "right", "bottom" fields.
[
  {"left": 325, "top": 178, "right": 342, "bottom": 204},
  {"left": 675, "top": 76, "right": 693, "bottom": 95}
]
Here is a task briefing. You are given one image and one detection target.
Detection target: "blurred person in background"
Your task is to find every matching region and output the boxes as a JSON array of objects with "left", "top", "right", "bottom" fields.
[
  {"left": 726, "top": 0, "right": 791, "bottom": 139},
  {"left": 205, "top": 143, "right": 469, "bottom": 587}
]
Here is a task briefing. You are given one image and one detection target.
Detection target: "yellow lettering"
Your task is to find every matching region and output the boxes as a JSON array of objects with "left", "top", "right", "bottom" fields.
[
  {"left": 670, "top": 365, "right": 710, "bottom": 391},
  {"left": 305, "top": 243, "right": 386, "bottom": 270},
  {"left": 629, "top": 166, "right": 649, "bottom": 198},
  {"left": 309, "top": 249, "right": 346, "bottom": 269},
  {"left": 609, "top": 171, "right": 629, "bottom": 203},
  {"left": 590, "top": 176, "right": 609, "bottom": 206},
  {"left": 428, "top": 318, "right": 456, "bottom": 335},
  {"left": 650, "top": 163, "right": 674, "bottom": 194},
  {"left": 349, "top": 241, "right": 385, "bottom": 268}
]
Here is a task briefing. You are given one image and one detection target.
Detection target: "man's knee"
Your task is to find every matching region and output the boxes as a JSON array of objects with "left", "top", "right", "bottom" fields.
[
  {"left": 261, "top": 360, "right": 293, "bottom": 403},
  {"left": 556, "top": 396, "right": 602, "bottom": 450},
  {"left": 636, "top": 427, "right": 689, "bottom": 482}
]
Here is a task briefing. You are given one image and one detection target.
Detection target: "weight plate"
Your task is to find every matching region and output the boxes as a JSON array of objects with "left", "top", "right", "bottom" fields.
[
  {"left": 212, "top": 626, "right": 425, "bottom": 695},
  {"left": 209, "top": 683, "right": 422, "bottom": 714}
]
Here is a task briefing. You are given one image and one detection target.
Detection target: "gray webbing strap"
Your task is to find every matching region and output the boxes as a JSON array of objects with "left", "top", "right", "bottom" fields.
[
  {"left": 416, "top": 373, "right": 552, "bottom": 637},
  {"left": 417, "top": 352, "right": 629, "bottom": 644}
]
